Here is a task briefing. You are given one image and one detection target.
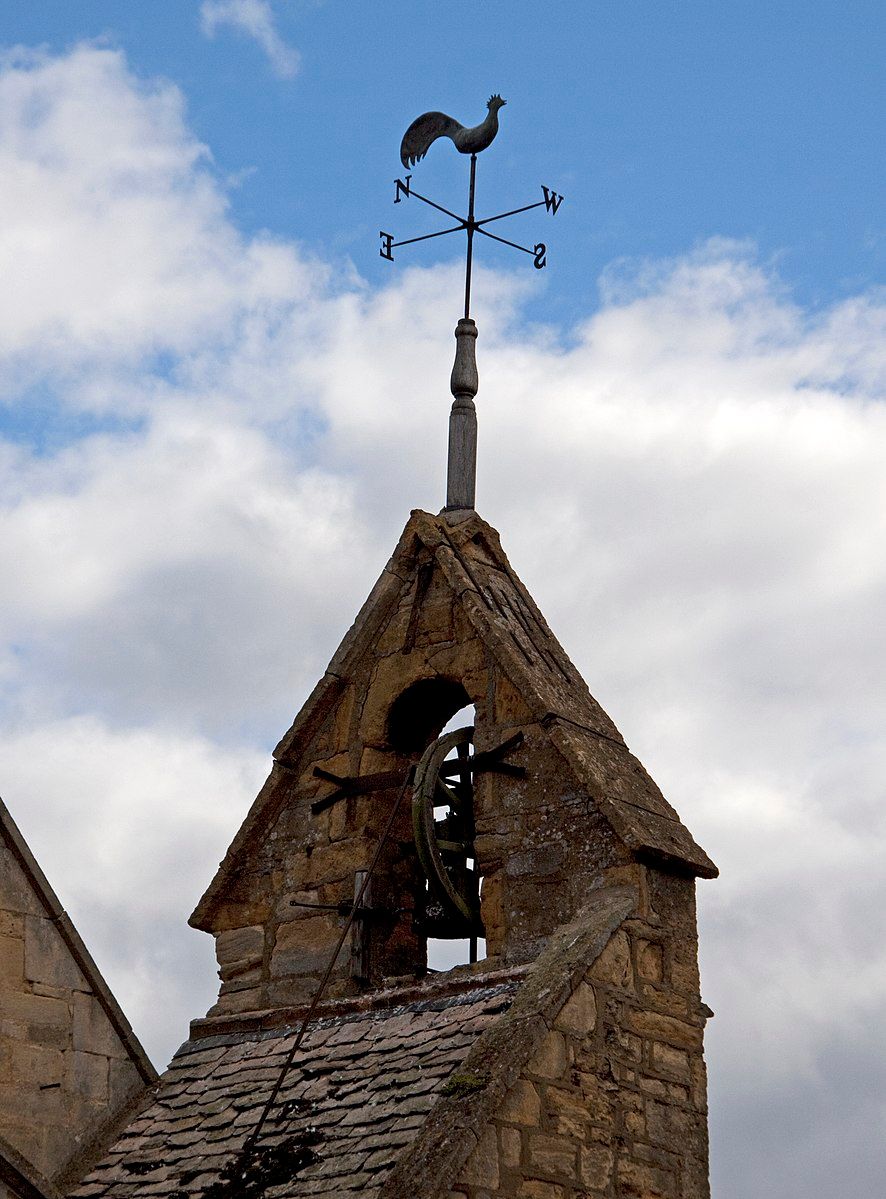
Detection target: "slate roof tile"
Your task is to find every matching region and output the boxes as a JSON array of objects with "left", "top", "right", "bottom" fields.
[{"left": 72, "top": 981, "right": 518, "bottom": 1199}]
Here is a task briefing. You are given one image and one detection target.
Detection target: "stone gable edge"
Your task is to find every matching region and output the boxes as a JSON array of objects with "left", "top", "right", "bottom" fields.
[
  {"left": 378, "top": 883, "right": 638, "bottom": 1199},
  {"left": 0, "top": 797, "right": 157, "bottom": 1092}
]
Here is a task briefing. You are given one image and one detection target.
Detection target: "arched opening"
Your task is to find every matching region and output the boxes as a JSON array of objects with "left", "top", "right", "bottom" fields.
[{"left": 387, "top": 677, "right": 471, "bottom": 755}]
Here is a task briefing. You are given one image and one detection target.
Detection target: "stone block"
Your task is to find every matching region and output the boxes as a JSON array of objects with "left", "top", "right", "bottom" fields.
[
  {"left": 10, "top": 1042, "right": 64, "bottom": 1086},
  {"left": 211, "top": 985, "right": 263, "bottom": 1015},
  {"left": 109, "top": 1058, "right": 144, "bottom": 1111},
  {"left": 0, "top": 989, "right": 69, "bottom": 1033},
  {"left": 527, "top": 1133, "right": 577, "bottom": 1183},
  {"left": 0, "top": 911, "right": 23, "bottom": 937},
  {"left": 66, "top": 1050, "right": 109, "bottom": 1102},
  {"left": 525, "top": 1030, "right": 568, "bottom": 1081},
  {"left": 73, "top": 991, "right": 127, "bottom": 1058},
  {"left": 493, "top": 671, "right": 534, "bottom": 724},
  {"left": 500, "top": 1125, "right": 522, "bottom": 1169},
  {"left": 544, "top": 1086, "right": 592, "bottom": 1140},
  {"left": 555, "top": 982, "right": 597, "bottom": 1036},
  {"left": 637, "top": 939, "right": 664, "bottom": 982},
  {"left": 669, "top": 953, "right": 700, "bottom": 996},
  {"left": 498, "top": 1079, "right": 541, "bottom": 1126},
  {"left": 460, "top": 1125, "right": 499, "bottom": 1189},
  {"left": 516, "top": 1180, "right": 566, "bottom": 1199},
  {"left": 0, "top": 848, "right": 43, "bottom": 916},
  {"left": 304, "top": 841, "right": 364, "bottom": 888},
  {"left": 0, "top": 934, "right": 24, "bottom": 986},
  {"left": 589, "top": 930, "right": 633, "bottom": 991},
  {"left": 23, "top": 915, "right": 85, "bottom": 990},
  {"left": 649, "top": 1041, "right": 692, "bottom": 1082},
  {"left": 617, "top": 1155, "right": 677, "bottom": 1198},
  {"left": 215, "top": 925, "right": 263, "bottom": 969},
  {"left": 270, "top": 915, "right": 340, "bottom": 977},
  {"left": 627, "top": 1011, "right": 701, "bottom": 1051},
  {"left": 579, "top": 1143, "right": 614, "bottom": 1190},
  {"left": 645, "top": 1099, "right": 693, "bottom": 1149}
]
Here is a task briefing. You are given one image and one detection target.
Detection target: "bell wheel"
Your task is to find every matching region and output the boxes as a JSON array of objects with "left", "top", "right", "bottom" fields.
[{"left": 412, "top": 725, "right": 483, "bottom": 938}]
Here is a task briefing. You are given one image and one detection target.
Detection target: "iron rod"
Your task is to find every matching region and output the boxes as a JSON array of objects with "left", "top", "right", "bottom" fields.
[
  {"left": 464, "top": 154, "right": 477, "bottom": 320},
  {"left": 403, "top": 188, "right": 464, "bottom": 223},
  {"left": 474, "top": 225, "right": 535, "bottom": 255},
  {"left": 475, "top": 199, "right": 546, "bottom": 227},
  {"left": 392, "top": 223, "right": 465, "bottom": 249}
]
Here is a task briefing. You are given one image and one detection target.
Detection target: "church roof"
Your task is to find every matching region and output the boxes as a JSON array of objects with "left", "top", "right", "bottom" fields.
[
  {"left": 191, "top": 509, "right": 714, "bottom": 932},
  {"left": 72, "top": 886, "right": 636, "bottom": 1199}
]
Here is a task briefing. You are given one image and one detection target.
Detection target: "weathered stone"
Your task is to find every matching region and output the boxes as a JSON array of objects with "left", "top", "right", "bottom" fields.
[
  {"left": 579, "top": 1143, "right": 614, "bottom": 1189},
  {"left": 617, "top": 1155, "right": 678, "bottom": 1198},
  {"left": 589, "top": 930, "right": 633, "bottom": 990},
  {"left": 23, "top": 915, "right": 86, "bottom": 991},
  {"left": 270, "top": 915, "right": 341, "bottom": 977},
  {"left": 516, "top": 1180, "right": 566, "bottom": 1199},
  {"left": 555, "top": 982, "right": 597, "bottom": 1036},
  {"left": 9, "top": 1042, "right": 64, "bottom": 1087},
  {"left": 498, "top": 1079, "right": 541, "bottom": 1126},
  {"left": 459, "top": 1125, "right": 499, "bottom": 1189},
  {"left": 72, "top": 991, "right": 128, "bottom": 1059},
  {"left": 500, "top": 1125, "right": 522, "bottom": 1169},
  {"left": 0, "top": 933, "right": 25, "bottom": 985},
  {"left": 544, "top": 1087, "right": 592, "bottom": 1140},
  {"left": 627, "top": 1010, "right": 701, "bottom": 1051},
  {"left": 525, "top": 1030, "right": 568, "bottom": 1081},
  {"left": 637, "top": 939, "right": 664, "bottom": 983},
  {"left": 527, "top": 1133, "right": 576, "bottom": 1183},
  {"left": 66, "top": 1051, "right": 109, "bottom": 1102},
  {"left": 214, "top": 925, "right": 263, "bottom": 969},
  {"left": 649, "top": 1041, "right": 692, "bottom": 1082}
]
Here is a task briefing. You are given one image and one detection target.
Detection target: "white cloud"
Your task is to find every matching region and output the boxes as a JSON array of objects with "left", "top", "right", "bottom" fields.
[
  {"left": 199, "top": 0, "right": 300, "bottom": 79},
  {"left": 0, "top": 43, "right": 307, "bottom": 397},
  {"left": 0, "top": 43, "right": 885, "bottom": 1198},
  {"left": 1, "top": 717, "right": 267, "bottom": 1055}
]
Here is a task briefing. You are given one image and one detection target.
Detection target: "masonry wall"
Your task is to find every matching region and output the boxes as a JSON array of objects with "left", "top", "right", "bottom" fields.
[
  {"left": 0, "top": 840, "right": 148, "bottom": 1186},
  {"left": 451, "top": 870, "right": 711, "bottom": 1199},
  {"left": 205, "top": 550, "right": 631, "bottom": 1017}
]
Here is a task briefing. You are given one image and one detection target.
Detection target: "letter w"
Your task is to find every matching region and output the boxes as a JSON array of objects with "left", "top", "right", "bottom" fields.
[{"left": 542, "top": 186, "right": 564, "bottom": 215}]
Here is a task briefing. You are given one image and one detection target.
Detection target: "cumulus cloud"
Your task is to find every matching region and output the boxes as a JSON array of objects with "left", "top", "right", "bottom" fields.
[
  {"left": 199, "top": 0, "right": 300, "bottom": 79},
  {"left": 0, "top": 43, "right": 884, "bottom": 1199}
]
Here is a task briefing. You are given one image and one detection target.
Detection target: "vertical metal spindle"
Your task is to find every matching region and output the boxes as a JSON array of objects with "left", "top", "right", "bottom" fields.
[{"left": 463, "top": 154, "right": 477, "bottom": 320}]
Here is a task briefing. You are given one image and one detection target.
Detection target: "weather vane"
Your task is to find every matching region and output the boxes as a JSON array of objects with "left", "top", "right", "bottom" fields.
[{"left": 380, "top": 96, "right": 563, "bottom": 513}]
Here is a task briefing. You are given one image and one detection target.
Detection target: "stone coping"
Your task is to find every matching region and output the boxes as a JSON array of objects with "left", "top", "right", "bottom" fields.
[{"left": 186, "top": 962, "right": 531, "bottom": 1045}]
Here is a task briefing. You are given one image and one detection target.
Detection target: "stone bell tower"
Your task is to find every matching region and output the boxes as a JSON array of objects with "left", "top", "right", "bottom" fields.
[
  {"left": 73, "top": 108, "right": 718, "bottom": 1199},
  {"left": 189, "top": 504, "right": 716, "bottom": 1023}
]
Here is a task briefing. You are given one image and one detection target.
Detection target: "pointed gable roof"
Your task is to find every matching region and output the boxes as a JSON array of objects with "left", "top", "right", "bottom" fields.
[
  {"left": 191, "top": 509, "right": 714, "bottom": 933},
  {"left": 0, "top": 797, "right": 157, "bottom": 1190}
]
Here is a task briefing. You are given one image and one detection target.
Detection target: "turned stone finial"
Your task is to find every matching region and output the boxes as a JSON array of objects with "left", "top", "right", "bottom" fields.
[{"left": 446, "top": 318, "right": 478, "bottom": 511}]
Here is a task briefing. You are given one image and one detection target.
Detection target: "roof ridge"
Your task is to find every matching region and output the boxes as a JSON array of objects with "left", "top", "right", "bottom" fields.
[{"left": 185, "top": 963, "right": 531, "bottom": 1046}]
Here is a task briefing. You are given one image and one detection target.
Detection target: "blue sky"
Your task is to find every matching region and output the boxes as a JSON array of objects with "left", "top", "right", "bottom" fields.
[
  {"left": 0, "top": 5, "right": 883, "bottom": 1198},
  {"left": 3, "top": 0, "right": 882, "bottom": 333}
]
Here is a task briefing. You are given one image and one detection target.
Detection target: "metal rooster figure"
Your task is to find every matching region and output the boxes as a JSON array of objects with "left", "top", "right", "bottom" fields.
[{"left": 381, "top": 97, "right": 564, "bottom": 512}]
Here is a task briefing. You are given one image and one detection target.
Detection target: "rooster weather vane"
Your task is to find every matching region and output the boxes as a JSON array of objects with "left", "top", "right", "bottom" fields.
[{"left": 381, "top": 96, "right": 563, "bottom": 513}]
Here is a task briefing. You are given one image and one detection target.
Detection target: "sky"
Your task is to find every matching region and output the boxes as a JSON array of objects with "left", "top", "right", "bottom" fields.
[{"left": 0, "top": 3, "right": 883, "bottom": 1196}]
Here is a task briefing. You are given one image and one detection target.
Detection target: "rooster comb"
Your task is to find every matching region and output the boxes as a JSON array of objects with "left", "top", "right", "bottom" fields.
[{"left": 487, "top": 93, "right": 506, "bottom": 106}]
